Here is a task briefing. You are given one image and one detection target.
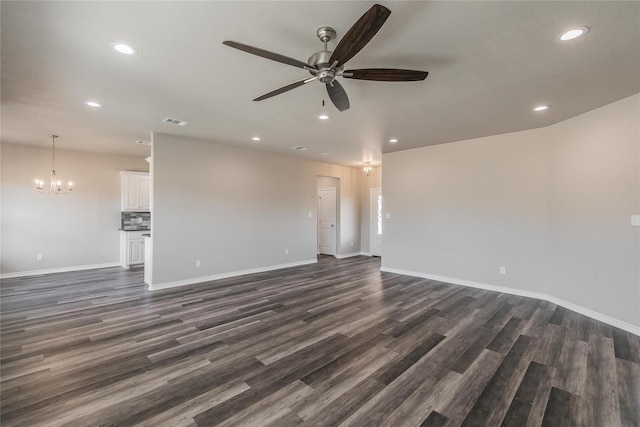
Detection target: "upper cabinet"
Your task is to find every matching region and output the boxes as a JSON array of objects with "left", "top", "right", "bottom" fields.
[{"left": 120, "top": 171, "right": 150, "bottom": 211}]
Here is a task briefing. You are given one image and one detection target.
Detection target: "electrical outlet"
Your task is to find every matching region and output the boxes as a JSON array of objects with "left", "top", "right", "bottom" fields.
[
  {"left": 350, "top": 241, "right": 354, "bottom": 247},
  {"left": 500, "top": 266, "right": 506, "bottom": 275},
  {"left": 36, "top": 253, "right": 43, "bottom": 261},
  {"left": 307, "top": 212, "right": 313, "bottom": 218},
  {"left": 285, "top": 249, "right": 289, "bottom": 255},
  {"left": 631, "top": 215, "right": 640, "bottom": 226},
  {"left": 196, "top": 260, "right": 201, "bottom": 268}
]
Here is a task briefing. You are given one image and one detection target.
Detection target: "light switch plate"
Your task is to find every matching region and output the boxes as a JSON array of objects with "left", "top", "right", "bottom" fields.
[
  {"left": 631, "top": 215, "right": 640, "bottom": 226},
  {"left": 385, "top": 213, "right": 391, "bottom": 219}
]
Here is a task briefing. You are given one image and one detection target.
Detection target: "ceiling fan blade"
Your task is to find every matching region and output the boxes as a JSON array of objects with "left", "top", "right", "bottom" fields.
[
  {"left": 343, "top": 68, "right": 428, "bottom": 81},
  {"left": 223, "top": 41, "right": 311, "bottom": 70},
  {"left": 329, "top": 4, "right": 391, "bottom": 66},
  {"left": 253, "top": 77, "right": 316, "bottom": 101},
  {"left": 326, "top": 81, "right": 350, "bottom": 112}
]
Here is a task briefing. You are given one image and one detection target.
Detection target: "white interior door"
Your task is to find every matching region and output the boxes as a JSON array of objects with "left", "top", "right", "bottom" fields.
[
  {"left": 370, "top": 187, "right": 382, "bottom": 256},
  {"left": 318, "top": 187, "right": 336, "bottom": 255}
]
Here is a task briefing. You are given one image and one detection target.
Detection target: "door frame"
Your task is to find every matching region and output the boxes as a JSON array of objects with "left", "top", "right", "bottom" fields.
[{"left": 370, "top": 187, "right": 382, "bottom": 256}]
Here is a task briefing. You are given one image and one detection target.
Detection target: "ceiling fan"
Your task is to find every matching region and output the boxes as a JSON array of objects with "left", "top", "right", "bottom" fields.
[{"left": 222, "top": 4, "right": 428, "bottom": 112}]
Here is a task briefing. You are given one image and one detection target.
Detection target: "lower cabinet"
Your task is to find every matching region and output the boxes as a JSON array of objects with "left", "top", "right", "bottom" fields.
[
  {"left": 120, "top": 231, "right": 146, "bottom": 269},
  {"left": 128, "top": 239, "right": 145, "bottom": 265}
]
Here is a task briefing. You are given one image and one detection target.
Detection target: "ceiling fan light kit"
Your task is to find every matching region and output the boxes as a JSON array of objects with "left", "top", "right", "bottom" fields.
[{"left": 223, "top": 4, "right": 428, "bottom": 112}]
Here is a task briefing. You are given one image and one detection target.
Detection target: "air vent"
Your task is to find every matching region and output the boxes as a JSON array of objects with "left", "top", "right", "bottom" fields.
[
  {"left": 135, "top": 140, "right": 151, "bottom": 145},
  {"left": 291, "top": 146, "right": 308, "bottom": 151},
  {"left": 162, "top": 117, "right": 190, "bottom": 126}
]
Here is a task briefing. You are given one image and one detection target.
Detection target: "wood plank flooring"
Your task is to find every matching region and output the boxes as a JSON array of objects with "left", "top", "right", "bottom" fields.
[{"left": 1, "top": 256, "right": 639, "bottom": 426}]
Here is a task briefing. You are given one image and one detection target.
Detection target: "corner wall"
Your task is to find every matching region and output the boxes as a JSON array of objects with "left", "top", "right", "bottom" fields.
[
  {"left": 0, "top": 142, "right": 148, "bottom": 275},
  {"left": 150, "top": 133, "right": 361, "bottom": 287},
  {"left": 382, "top": 94, "right": 640, "bottom": 332}
]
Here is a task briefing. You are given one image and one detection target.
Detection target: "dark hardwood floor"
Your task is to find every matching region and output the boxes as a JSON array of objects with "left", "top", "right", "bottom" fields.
[{"left": 1, "top": 256, "right": 638, "bottom": 426}]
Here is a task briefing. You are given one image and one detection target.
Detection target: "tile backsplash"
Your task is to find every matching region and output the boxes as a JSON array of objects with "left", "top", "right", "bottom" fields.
[{"left": 121, "top": 211, "right": 150, "bottom": 230}]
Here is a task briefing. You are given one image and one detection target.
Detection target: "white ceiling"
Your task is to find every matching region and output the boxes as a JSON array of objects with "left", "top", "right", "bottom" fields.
[{"left": 2, "top": 1, "right": 639, "bottom": 167}]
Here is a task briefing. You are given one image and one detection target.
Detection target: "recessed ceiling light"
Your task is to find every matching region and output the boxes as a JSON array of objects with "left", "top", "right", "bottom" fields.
[
  {"left": 252, "top": 137, "right": 261, "bottom": 141},
  {"left": 291, "top": 146, "right": 308, "bottom": 151},
  {"left": 322, "top": 152, "right": 331, "bottom": 156},
  {"left": 533, "top": 105, "right": 550, "bottom": 112},
  {"left": 318, "top": 114, "right": 330, "bottom": 120},
  {"left": 389, "top": 138, "right": 399, "bottom": 144},
  {"left": 85, "top": 101, "right": 102, "bottom": 108},
  {"left": 558, "top": 27, "right": 589, "bottom": 41},
  {"left": 111, "top": 42, "right": 137, "bottom": 55}
]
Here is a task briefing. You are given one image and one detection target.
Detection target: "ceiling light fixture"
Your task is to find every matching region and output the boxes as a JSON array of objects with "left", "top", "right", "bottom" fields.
[
  {"left": 318, "top": 114, "right": 330, "bottom": 120},
  {"left": 558, "top": 27, "right": 589, "bottom": 41},
  {"left": 389, "top": 138, "right": 398, "bottom": 144},
  {"left": 363, "top": 162, "right": 373, "bottom": 176},
  {"left": 85, "top": 101, "right": 102, "bottom": 108},
  {"left": 111, "top": 42, "right": 137, "bottom": 55},
  {"left": 251, "top": 137, "right": 261, "bottom": 141},
  {"left": 35, "top": 134, "right": 73, "bottom": 195},
  {"left": 533, "top": 105, "right": 550, "bottom": 112},
  {"left": 291, "top": 146, "right": 308, "bottom": 151}
]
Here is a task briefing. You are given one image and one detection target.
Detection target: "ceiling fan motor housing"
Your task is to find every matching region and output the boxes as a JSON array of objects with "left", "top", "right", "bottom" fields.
[{"left": 308, "top": 50, "right": 343, "bottom": 83}]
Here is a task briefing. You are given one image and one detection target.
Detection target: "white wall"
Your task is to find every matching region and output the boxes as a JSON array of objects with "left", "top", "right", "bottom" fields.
[
  {"left": 383, "top": 129, "right": 549, "bottom": 294},
  {"left": 1, "top": 142, "right": 148, "bottom": 275},
  {"left": 547, "top": 94, "right": 640, "bottom": 327},
  {"left": 150, "top": 133, "right": 361, "bottom": 287},
  {"left": 382, "top": 94, "right": 639, "bottom": 331}
]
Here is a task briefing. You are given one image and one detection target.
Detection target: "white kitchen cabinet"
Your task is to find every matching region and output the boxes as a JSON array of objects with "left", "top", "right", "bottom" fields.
[
  {"left": 120, "top": 171, "right": 150, "bottom": 211},
  {"left": 120, "top": 231, "right": 146, "bottom": 269},
  {"left": 139, "top": 175, "right": 150, "bottom": 210}
]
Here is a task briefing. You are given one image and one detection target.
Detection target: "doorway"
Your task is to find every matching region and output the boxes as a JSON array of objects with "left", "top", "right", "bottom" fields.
[
  {"left": 370, "top": 187, "right": 382, "bottom": 256},
  {"left": 317, "top": 176, "right": 339, "bottom": 256}
]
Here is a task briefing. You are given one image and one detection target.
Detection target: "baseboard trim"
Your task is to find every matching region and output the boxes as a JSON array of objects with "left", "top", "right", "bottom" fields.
[
  {"left": 335, "top": 252, "right": 362, "bottom": 259},
  {"left": 149, "top": 259, "right": 318, "bottom": 291},
  {"left": 360, "top": 252, "right": 373, "bottom": 257},
  {"left": 0, "top": 262, "right": 121, "bottom": 279},
  {"left": 380, "top": 267, "right": 640, "bottom": 336}
]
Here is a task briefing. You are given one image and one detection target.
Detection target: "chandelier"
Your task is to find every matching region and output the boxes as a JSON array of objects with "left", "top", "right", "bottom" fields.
[
  {"left": 35, "top": 134, "right": 73, "bottom": 194},
  {"left": 363, "top": 162, "right": 372, "bottom": 176}
]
